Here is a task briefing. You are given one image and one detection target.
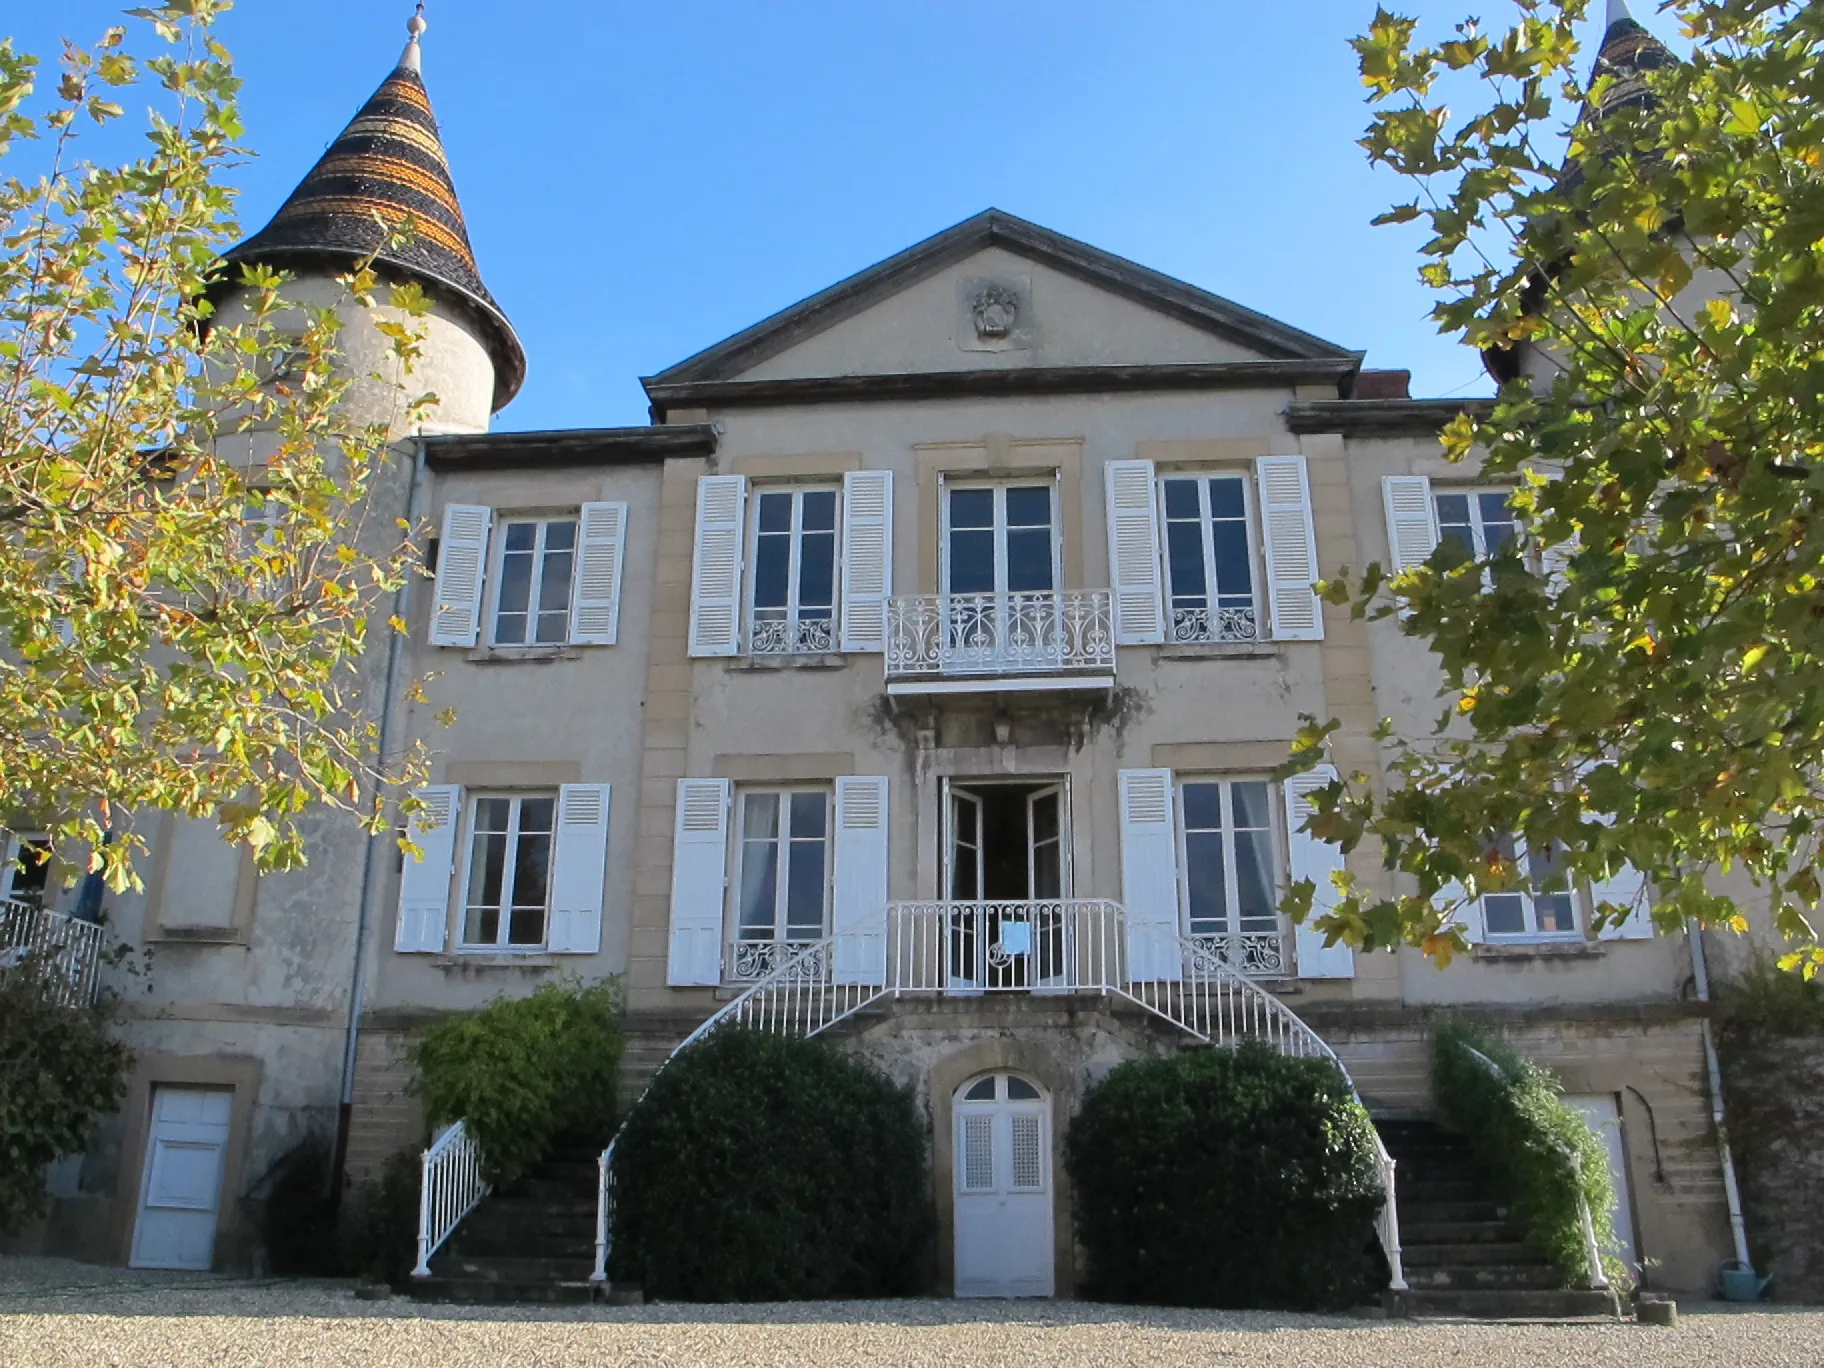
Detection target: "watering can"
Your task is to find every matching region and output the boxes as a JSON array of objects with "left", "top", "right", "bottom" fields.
[{"left": 1718, "top": 1260, "right": 1772, "bottom": 1302}]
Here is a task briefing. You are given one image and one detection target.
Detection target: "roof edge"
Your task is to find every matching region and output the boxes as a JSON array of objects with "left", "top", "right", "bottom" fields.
[
  {"left": 422, "top": 422, "right": 718, "bottom": 470},
  {"left": 1285, "top": 397, "right": 1495, "bottom": 436},
  {"left": 649, "top": 208, "right": 1357, "bottom": 386}
]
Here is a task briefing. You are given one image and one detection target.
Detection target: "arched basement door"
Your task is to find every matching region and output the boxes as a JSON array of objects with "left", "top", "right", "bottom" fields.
[{"left": 953, "top": 1072, "right": 1055, "bottom": 1297}]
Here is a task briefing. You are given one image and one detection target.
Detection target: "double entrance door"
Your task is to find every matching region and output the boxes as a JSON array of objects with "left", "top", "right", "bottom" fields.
[{"left": 944, "top": 780, "right": 1067, "bottom": 991}]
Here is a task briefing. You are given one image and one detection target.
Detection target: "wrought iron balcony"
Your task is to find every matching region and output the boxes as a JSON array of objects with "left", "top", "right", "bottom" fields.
[
  {"left": 884, "top": 589, "right": 1115, "bottom": 692},
  {"left": 0, "top": 900, "right": 104, "bottom": 1008}
]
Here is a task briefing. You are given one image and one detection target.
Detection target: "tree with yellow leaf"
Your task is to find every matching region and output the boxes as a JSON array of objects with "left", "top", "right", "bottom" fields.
[
  {"left": 1293, "top": 1, "right": 1824, "bottom": 973},
  {"left": 0, "top": 3, "right": 431, "bottom": 891}
]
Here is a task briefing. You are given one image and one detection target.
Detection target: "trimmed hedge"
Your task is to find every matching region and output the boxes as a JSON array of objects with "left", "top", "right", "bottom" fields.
[
  {"left": 411, "top": 979, "right": 624, "bottom": 1188},
  {"left": 1431, "top": 1022, "right": 1621, "bottom": 1288},
  {"left": 1065, "top": 1044, "right": 1386, "bottom": 1310},
  {"left": 610, "top": 1028, "right": 932, "bottom": 1300}
]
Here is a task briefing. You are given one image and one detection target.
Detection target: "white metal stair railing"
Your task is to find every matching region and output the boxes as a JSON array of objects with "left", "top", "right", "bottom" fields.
[
  {"left": 592, "top": 898, "right": 1406, "bottom": 1290},
  {"left": 0, "top": 899, "right": 105, "bottom": 1009},
  {"left": 411, "top": 1119, "right": 489, "bottom": 1279}
]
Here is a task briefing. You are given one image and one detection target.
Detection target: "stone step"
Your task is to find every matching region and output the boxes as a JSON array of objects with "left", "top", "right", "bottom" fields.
[
  {"left": 446, "top": 1230, "right": 597, "bottom": 1260},
  {"left": 1405, "top": 1263, "right": 1564, "bottom": 1292},
  {"left": 465, "top": 1196, "right": 598, "bottom": 1221},
  {"left": 1400, "top": 1178, "right": 1493, "bottom": 1202},
  {"left": 432, "top": 1254, "right": 597, "bottom": 1284},
  {"left": 1396, "top": 1199, "right": 1510, "bottom": 1225},
  {"left": 1402, "top": 1242, "right": 1550, "bottom": 1269},
  {"left": 1397, "top": 1287, "right": 1618, "bottom": 1319},
  {"left": 1398, "top": 1218, "right": 1520, "bottom": 1245},
  {"left": 406, "top": 1276, "right": 597, "bottom": 1306}
]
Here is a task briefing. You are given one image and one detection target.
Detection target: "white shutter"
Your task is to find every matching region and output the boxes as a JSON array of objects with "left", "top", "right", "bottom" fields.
[
  {"left": 1541, "top": 533, "right": 1578, "bottom": 597},
  {"left": 831, "top": 776, "right": 890, "bottom": 985},
  {"left": 1381, "top": 475, "right": 1439, "bottom": 574},
  {"left": 430, "top": 504, "right": 492, "bottom": 647},
  {"left": 667, "top": 778, "right": 730, "bottom": 984},
  {"left": 1590, "top": 814, "right": 1651, "bottom": 941},
  {"left": 1283, "top": 767, "right": 1354, "bottom": 979},
  {"left": 688, "top": 475, "right": 747, "bottom": 657},
  {"left": 1118, "top": 769, "right": 1182, "bottom": 982},
  {"left": 1442, "top": 878, "right": 1482, "bottom": 944},
  {"left": 394, "top": 785, "right": 459, "bottom": 953},
  {"left": 548, "top": 783, "right": 611, "bottom": 953},
  {"left": 569, "top": 502, "right": 628, "bottom": 646},
  {"left": 1104, "top": 459, "right": 1165, "bottom": 645},
  {"left": 1256, "top": 456, "right": 1324, "bottom": 641},
  {"left": 839, "top": 471, "right": 893, "bottom": 653}
]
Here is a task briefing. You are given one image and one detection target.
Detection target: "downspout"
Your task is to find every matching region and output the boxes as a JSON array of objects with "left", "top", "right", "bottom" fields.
[
  {"left": 1686, "top": 918, "right": 1753, "bottom": 1268},
  {"left": 330, "top": 436, "right": 428, "bottom": 1200}
]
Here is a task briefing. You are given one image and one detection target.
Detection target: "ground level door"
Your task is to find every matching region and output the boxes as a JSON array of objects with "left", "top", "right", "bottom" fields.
[
  {"left": 130, "top": 1087, "right": 232, "bottom": 1270},
  {"left": 954, "top": 1072, "right": 1055, "bottom": 1297}
]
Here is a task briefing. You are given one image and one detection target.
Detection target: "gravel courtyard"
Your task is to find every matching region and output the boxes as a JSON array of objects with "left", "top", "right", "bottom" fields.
[{"left": 2, "top": 1258, "right": 1821, "bottom": 1368}]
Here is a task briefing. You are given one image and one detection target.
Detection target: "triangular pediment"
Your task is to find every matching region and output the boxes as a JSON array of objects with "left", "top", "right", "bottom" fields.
[{"left": 644, "top": 210, "right": 1355, "bottom": 390}]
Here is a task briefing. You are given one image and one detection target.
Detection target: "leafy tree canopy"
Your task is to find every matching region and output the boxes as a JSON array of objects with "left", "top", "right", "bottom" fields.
[
  {"left": 1293, "top": 0, "right": 1824, "bottom": 973},
  {"left": 1, "top": 2, "right": 436, "bottom": 888}
]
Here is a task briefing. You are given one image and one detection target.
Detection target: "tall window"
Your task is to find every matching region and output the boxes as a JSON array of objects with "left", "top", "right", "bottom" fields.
[
  {"left": 1159, "top": 475, "right": 1258, "bottom": 642},
  {"left": 731, "top": 788, "right": 831, "bottom": 977},
  {"left": 460, "top": 794, "right": 554, "bottom": 948},
  {"left": 1178, "top": 779, "right": 1284, "bottom": 974},
  {"left": 749, "top": 488, "right": 838, "bottom": 654},
  {"left": 1436, "top": 489, "right": 1518, "bottom": 561},
  {"left": 492, "top": 518, "right": 577, "bottom": 646},
  {"left": 1480, "top": 835, "right": 1578, "bottom": 939},
  {"left": 943, "top": 483, "right": 1058, "bottom": 595}
]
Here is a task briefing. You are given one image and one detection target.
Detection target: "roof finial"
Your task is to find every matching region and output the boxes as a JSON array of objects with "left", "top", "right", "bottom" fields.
[
  {"left": 400, "top": 4, "right": 427, "bottom": 73},
  {"left": 1606, "top": 0, "right": 1635, "bottom": 27}
]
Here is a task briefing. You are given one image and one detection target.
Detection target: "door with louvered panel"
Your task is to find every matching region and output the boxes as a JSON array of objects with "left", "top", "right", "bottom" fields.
[{"left": 953, "top": 1073, "right": 1054, "bottom": 1297}]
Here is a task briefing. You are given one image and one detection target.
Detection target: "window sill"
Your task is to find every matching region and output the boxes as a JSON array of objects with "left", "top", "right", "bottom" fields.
[
  {"left": 149, "top": 925, "right": 246, "bottom": 946},
  {"left": 465, "top": 645, "right": 583, "bottom": 664},
  {"left": 728, "top": 653, "right": 850, "bottom": 672},
  {"left": 1156, "top": 641, "right": 1280, "bottom": 661},
  {"left": 433, "top": 950, "right": 558, "bottom": 969},
  {"left": 1472, "top": 938, "right": 1602, "bottom": 961}
]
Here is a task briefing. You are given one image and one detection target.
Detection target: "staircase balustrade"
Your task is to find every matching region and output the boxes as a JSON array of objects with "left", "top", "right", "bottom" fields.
[
  {"left": 412, "top": 1119, "right": 488, "bottom": 1279},
  {"left": 588, "top": 898, "right": 1405, "bottom": 1292}
]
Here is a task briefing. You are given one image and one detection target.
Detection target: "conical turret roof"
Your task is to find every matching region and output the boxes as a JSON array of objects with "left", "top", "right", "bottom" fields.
[
  {"left": 220, "top": 15, "right": 525, "bottom": 410},
  {"left": 1589, "top": 0, "right": 1679, "bottom": 118}
]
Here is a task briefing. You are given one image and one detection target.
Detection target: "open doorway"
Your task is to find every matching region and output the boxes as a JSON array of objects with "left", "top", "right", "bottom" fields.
[{"left": 943, "top": 780, "right": 1068, "bottom": 990}]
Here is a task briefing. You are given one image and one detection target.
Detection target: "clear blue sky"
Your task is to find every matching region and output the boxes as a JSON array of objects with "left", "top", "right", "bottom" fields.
[{"left": 19, "top": 3, "right": 1649, "bottom": 432}]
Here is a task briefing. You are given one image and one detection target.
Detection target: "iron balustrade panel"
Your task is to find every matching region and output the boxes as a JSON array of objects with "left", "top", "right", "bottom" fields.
[{"left": 885, "top": 590, "right": 1115, "bottom": 679}]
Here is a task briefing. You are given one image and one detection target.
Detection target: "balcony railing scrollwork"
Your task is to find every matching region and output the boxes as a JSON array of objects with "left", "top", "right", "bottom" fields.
[
  {"left": 885, "top": 589, "right": 1115, "bottom": 681},
  {"left": 1170, "top": 603, "right": 1259, "bottom": 644}
]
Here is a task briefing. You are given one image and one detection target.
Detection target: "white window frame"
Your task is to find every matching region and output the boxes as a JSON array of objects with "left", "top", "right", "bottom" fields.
[
  {"left": 487, "top": 513, "right": 580, "bottom": 648},
  {"left": 727, "top": 786, "right": 833, "bottom": 979},
  {"left": 1155, "top": 471, "right": 1262, "bottom": 644},
  {"left": 939, "top": 477, "right": 1063, "bottom": 597},
  {"left": 1434, "top": 486, "right": 1521, "bottom": 561},
  {"left": 1174, "top": 776, "right": 1288, "bottom": 976},
  {"left": 745, "top": 485, "right": 841, "bottom": 656},
  {"left": 1478, "top": 835, "right": 1583, "bottom": 943},
  {"left": 455, "top": 791, "right": 558, "bottom": 951}
]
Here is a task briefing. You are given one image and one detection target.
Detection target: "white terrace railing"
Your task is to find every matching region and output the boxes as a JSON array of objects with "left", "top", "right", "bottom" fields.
[
  {"left": 885, "top": 589, "right": 1116, "bottom": 681},
  {"left": 411, "top": 1119, "right": 489, "bottom": 1279},
  {"left": 590, "top": 898, "right": 1405, "bottom": 1292},
  {"left": 0, "top": 900, "right": 105, "bottom": 1009}
]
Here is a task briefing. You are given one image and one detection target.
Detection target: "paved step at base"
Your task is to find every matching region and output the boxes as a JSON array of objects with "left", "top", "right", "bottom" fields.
[{"left": 407, "top": 1276, "right": 598, "bottom": 1305}]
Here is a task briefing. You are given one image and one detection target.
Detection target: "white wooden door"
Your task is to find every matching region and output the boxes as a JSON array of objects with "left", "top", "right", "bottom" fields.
[
  {"left": 130, "top": 1087, "right": 232, "bottom": 1270},
  {"left": 945, "top": 788, "right": 985, "bottom": 992},
  {"left": 954, "top": 1073, "right": 1054, "bottom": 1298},
  {"left": 1026, "top": 785, "right": 1069, "bottom": 988},
  {"left": 1565, "top": 1093, "right": 1639, "bottom": 1275}
]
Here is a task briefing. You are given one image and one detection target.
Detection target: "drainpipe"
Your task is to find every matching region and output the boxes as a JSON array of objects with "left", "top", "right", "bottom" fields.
[
  {"left": 1686, "top": 919, "right": 1753, "bottom": 1268},
  {"left": 330, "top": 437, "right": 428, "bottom": 1201}
]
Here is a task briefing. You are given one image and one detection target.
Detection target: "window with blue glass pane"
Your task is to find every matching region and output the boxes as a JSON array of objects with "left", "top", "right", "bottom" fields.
[
  {"left": 492, "top": 519, "right": 577, "bottom": 646},
  {"left": 750, "top": 488, "right": 838, "bottom": 654},
  {"left": 734, "top": 788, "right": 831, "bottom": 957},
  {"left": 1159, "top": 475, "right": 1257, "bottom": 642},
  {"left": 1435, "top": 488, "right": 1519, "bottom": 565}
]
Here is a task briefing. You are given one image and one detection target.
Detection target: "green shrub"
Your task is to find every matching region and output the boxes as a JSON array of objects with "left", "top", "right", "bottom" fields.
[
  {"left": 337, "top": 1147, "right": 421, "bottom": 1286},
  {"left": 610, "top": 1028, "right": 933, "bottom": 1300},
  {"left": 0, "top": 966, "right": 133, "bottom": 1234},
  {"left": 410, "top": 978, "right": 624, "bottom": 1188},
  {"left": 1716, "top": 955, "right": 1824, "bottom": 1042},
  {"left": 1431, "top": 1022, "right": 1622, "bottom": 1288},
  {"left": 1065, "top": 1044, "right": 1386, "bottom": 1311}
]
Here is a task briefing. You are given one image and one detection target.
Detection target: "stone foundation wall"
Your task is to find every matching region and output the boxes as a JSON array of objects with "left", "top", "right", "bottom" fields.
[{"left": 343, "top": 1028, "right": 423, "bottom": 1185}]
